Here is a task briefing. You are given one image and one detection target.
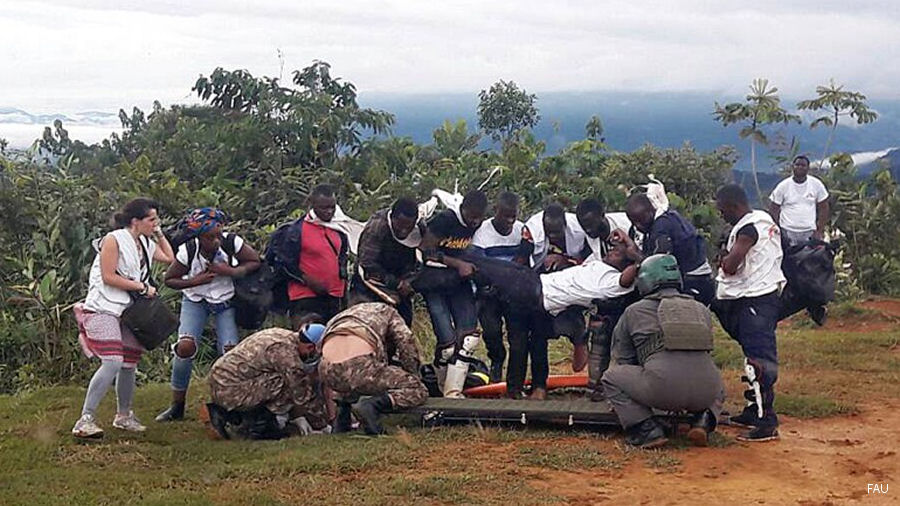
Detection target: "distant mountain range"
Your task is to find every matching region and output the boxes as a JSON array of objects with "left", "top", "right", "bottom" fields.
[{"left": 3, "top": 91, "right": 898, "bottom": 174}]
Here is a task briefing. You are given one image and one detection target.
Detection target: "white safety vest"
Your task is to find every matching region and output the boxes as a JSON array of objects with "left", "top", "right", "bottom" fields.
[{"left": 715, "top": 210, "right": 786, "bottom": 300}]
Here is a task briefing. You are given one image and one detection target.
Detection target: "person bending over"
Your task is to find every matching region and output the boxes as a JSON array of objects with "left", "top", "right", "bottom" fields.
[
  {"left": 206, "top": 324, "right": 329, "bottom": 440},
  {"left": 318, "top": 302, "right": 428, "bottom": 435}
]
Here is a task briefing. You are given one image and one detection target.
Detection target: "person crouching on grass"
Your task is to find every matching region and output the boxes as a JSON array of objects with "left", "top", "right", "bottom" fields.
[
  {"left": 205, "top": 324, "right": 330, "bottom": 440},
  {"left": 72, "top": 198, "right": 175, "bottom": 439},
  {"left": 156, "top": 208, "right": 262, "bottom": 422}
]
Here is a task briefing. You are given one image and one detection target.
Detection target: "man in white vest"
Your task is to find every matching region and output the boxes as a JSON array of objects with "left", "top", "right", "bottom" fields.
[{"left": 713, "top": 184, "right": 786, "bottom": 442}]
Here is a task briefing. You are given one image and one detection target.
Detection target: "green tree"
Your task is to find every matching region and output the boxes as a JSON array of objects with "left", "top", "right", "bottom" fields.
[
  {"left": 797, "top": 80, "right": 878, "bottom": 168},
  {"left": 713, "top": 78, "right": 800, "bottom": 202},
  {"left": 585, "top": 115, "right": 604, "bottom": 142},
  {"left": 432, "top": 119, "right": 481, "bottom": 159},
  {"left": 477, "top": 80, "right": 540, "bottom": 144}
]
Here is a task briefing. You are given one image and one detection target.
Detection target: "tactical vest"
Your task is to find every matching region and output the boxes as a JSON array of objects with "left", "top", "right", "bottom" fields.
[{"left": 635, "top": 293, "right": 714, "bottom": 364}]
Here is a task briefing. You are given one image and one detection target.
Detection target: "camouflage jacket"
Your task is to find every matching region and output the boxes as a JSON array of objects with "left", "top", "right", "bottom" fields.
[
  {"left": 209, "top": 327, "right": 316, "bottom": 409},
  {"left": 323, "top": 302, "right": 421, "bottom": 374}
]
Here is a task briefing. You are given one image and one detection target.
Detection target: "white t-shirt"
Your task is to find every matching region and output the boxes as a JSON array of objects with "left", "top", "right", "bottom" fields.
[
  {"left": 471, "top": 219, "right": 524, "bottom": 262},
  {"left": 540, "top": 260, "right": 633, "bottom": 315},
  {"left": 175, "top": 234, "right": 245, "bottom": 304},
  {"left": 769, "top": 176, "right": 829, "bottom": 233}
]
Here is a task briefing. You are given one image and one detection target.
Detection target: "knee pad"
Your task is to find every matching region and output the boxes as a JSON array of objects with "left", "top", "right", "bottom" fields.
[{"left": 173, "top": 336, "right": 198, "bottom": 359}]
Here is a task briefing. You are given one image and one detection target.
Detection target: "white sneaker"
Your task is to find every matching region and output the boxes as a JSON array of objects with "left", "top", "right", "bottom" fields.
[
  {"left": 112, "top": 411, "right": 147, "bottom": 432},
  {"left": 72, "top": 414, "right": 104, "bottom": 439}
]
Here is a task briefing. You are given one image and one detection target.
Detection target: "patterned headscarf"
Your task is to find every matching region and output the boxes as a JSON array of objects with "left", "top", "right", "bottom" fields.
[{"left": 182, "top": 207, "right": 227, "bottom": 237}]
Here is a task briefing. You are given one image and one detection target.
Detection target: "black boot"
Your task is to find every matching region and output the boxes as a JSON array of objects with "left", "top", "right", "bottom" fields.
[
  {"left": 244, "top": 407, "right": 285, "bottom": 440},
  {"left": 351, "top": 394, "right": 393, "bottom": 435},
  {"left": 155, "top": 402, "right": 185, "bottom": 422},
  {"left": 687, "top": 409, "right": 717, "bottom": 447},
  {"left": 729, "top": 403, "right": 761, "bottom": 428},
  {"left": 625, "top": 418, "right": 668, "bottom": 449},
  {"left": 206, "top": 403, "right": 231, "bottom": 440},
  {"left": 333, "top": 401, "right": 354, "bottom": 434}
]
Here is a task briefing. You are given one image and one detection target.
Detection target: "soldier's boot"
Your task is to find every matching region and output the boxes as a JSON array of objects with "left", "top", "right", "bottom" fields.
[
  {"left": 625, "top": 418, "right": 668, "bottom": 449},
  {"left": 687, "top": 409, "right": 717, "bottom": 447},
  {"left": 206, "top": 403, "right": 231, "bottom": 440},
  {"left": 333, "top": 401, "right": 354, "bottom": 434},
  {"left": 352, "top": 394, "right": 393, "bottom": 436},
  {"left": 245, "top": 407, "right": 285, "bottom": 440}
]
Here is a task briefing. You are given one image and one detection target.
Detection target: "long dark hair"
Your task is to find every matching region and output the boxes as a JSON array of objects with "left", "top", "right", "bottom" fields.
[{"left": 112, "top": 197, "right": 160, "bottom": 229}]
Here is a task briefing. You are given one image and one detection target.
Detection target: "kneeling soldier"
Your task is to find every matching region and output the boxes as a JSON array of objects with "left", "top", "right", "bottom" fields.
[
  {"left": 602, "top": 254, "right": 724, "bottom": 448},
  {"left": 319, "top": 302, "right": 428, "bottom": 435},
  {"left": 206, "top": 324, "right": 329, "bottom": 439}
]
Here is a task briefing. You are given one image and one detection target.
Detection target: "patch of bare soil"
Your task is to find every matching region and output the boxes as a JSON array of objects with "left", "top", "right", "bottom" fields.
[{"left": 530, "top": 400, "right": 899, "bottom": 505}]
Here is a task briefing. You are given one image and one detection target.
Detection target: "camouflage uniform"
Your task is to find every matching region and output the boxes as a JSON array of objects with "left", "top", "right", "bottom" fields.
[
  {"left": 601, "top": 289, "right": 725, "bottom": 429},
  {"left": 318, "top": 303, "right": 428, "bottom": 409},
  {"left": 209, "top": 327, "right": 329, "bottom": 426}
]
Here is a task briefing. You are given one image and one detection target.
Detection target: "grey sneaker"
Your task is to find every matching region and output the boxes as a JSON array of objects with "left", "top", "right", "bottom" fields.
[
  {"left": 112, "top": 411, "right": 147, "bottom": 432},
  {"left": 72, "top": 414, "right": 104, "bottom": 439}
]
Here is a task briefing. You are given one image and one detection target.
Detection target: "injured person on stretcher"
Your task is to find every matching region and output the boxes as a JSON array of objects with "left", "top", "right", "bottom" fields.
[{"left": 417, "top": 230, "right": 643, "bottom": 398}]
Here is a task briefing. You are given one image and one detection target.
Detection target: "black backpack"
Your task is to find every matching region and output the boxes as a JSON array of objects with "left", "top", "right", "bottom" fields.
[{"left": 184, "top": 234, "right": 273, "bottom": 329}]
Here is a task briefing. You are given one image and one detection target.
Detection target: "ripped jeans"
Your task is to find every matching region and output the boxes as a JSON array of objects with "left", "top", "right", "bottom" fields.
[{"left": 170, "top": 297, "right": 239, "bottom": 392}]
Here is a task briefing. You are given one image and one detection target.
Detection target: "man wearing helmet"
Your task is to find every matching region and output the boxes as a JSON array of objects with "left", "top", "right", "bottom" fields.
[
  {"left": 318, "top": 302, "right": 428, "bottom": 435},
  {"left": 205, "top": 323, "right": 330, "bottom": 440},
  {"left": 601, "top": 254, "right": 725, "bottom": 448}
]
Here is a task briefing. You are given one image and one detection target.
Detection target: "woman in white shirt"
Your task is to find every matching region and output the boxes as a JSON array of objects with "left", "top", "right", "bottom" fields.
[
  {"left": 156, "top": 208, "right": 261, "bottom": 422},
  {"left": 72, "top": 198, "right": 175, "bottom": 439}
]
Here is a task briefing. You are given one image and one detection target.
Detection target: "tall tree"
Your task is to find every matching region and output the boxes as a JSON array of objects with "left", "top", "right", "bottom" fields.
[
  {"left": 477, "top": 80, "right": 540, "bottom": 145},
  {"left": 713, "top": 78, "right": 800, "bottom": 202},
  {"left": 797, "top": 80, "right": 878, "bottom": 168}
]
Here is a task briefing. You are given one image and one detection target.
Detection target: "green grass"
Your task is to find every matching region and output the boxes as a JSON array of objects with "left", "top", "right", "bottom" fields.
[
  {"left": 775, "top": 393, "right": 856, "bottom": 418},
  {"left": 1, "top": 309, "right": 898, "bottom": 504},
  {"left": 517, "top": 444, "right": 624, "bottom": 471}
]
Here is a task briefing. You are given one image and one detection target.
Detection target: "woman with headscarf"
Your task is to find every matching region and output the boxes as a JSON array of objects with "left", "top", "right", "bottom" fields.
[
  {"left": 155, "top": 207, "right": 262, "bottom": 422},
  {"left": 72, "top": 198, "right": 175, "bottom": 439}
]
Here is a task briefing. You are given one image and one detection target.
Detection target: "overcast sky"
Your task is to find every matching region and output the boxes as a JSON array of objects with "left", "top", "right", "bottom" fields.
[{"left": 2, "top": 0, "right": 899, "bottom": 114}]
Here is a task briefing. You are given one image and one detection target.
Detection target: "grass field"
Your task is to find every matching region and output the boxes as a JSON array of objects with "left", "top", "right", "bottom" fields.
[{"left": 0, "top": 306, "right": 898, "bottom": 505}]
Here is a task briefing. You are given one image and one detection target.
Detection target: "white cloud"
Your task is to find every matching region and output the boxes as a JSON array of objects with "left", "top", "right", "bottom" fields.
[{"left": 0, "top": 0, "right": 898, "bottom": 115}]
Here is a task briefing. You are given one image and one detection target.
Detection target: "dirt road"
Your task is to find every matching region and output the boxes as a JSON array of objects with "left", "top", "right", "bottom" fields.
[{"left": 528, "top": 400, "right": 898, "bottom": 505}]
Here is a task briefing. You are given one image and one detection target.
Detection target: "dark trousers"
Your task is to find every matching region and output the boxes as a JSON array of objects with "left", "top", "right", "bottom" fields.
[
  {"left": 712, "top": 292, "right": 780, "bottom": 427},
  {"left": 505, "top": 310, "right": 552, "bottom": 395},
  {"left": 477, "top": 296, "right": 508, "bottom": 369},
  {"left": 289, "top": 295, "right": 343, "bottom": 330},
  {"left": 683, "top": 274, "right": 715, "bottom": 307}
]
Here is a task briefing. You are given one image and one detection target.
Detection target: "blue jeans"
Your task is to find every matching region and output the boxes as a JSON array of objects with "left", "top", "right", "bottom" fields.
[
  {"left": 713, "top": 292, "right": 780, "bottom": 427},
  {"left": 171, "top": 297, "right": 239, "bottom": 392},
  {"left": 423, "top": 283, "right": 477, "bottom": 361}
]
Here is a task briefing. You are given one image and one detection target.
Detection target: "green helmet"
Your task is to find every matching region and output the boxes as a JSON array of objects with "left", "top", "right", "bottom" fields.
[{"left": 636, "top": 254, "right": 682, "bottom": 296}]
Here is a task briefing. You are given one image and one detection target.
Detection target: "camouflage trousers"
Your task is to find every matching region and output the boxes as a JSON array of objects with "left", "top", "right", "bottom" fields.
[
  {"left": 209, "top": 372, "right": 330, "bottom": 428},
  {"left": 319, "top": 354, "right": 428, "bottom": 410}
]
